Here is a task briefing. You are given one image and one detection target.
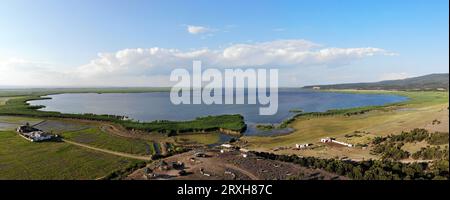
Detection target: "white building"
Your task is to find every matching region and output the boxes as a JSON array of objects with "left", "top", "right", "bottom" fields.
[
  {"left": 21, "top": 131, "right": 53, "bottom": 142},
  {"left": 320, "top": 137, "right": 353, "bottom": 147},
  {"left": 17, "top": 125, "right": 53, "bottom": 142},
  {"left": 331, "top": 140, "right": 353, "bottom": 147},
  {"left": 320, "top": 138, "right": 332, "bottom": 143},
  {"left": 239, "top": 148, "right": 249, "bottom": 153},
  {"left": 295, "top": 144, "right": 310, "bottom": 149}
]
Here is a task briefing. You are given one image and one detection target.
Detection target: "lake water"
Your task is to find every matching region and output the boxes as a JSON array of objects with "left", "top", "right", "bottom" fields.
[{"left": 29, "top": 89, "right": 407, "bottom": 135}]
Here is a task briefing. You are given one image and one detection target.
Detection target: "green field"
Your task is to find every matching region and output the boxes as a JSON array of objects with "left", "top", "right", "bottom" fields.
[
  {"left": 61, "top": 127, "right": 157, "bottom": 155},
  {"left": 0, "top": 97, "right": 14, "bottom": 105},
  {"left": 0, "top": 131, "right": 142, "bottom": 180},
  {"left": 174, "top": 132, "right": 224, "bottom": 145}
]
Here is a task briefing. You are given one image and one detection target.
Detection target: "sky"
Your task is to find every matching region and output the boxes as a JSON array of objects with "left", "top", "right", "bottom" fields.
[{"left": 0, "top": 0, "right": 448, "bottom": 87}]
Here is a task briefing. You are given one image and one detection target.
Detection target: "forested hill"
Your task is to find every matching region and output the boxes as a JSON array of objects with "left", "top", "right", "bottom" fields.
[{"left": 303, "top": 73, "right": 449, "bottom": 91}]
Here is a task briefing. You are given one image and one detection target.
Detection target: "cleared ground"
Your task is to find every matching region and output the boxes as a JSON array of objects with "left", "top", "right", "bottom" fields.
[{"left": 127, "top": 148, "right": 346, "bottom": 180}]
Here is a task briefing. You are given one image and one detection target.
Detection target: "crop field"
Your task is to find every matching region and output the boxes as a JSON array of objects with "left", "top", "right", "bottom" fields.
[
  {"left": 34, "top": 119, "right": 93, "bottom": 133},
  {"left": 0, "top": 131, "right": 141, "bottom": 180}
]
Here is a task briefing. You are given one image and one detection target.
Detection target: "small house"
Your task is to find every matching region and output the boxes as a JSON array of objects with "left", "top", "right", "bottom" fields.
[
  {"left": 239, "top": 148, "right": 249, "bottom": 153},
  {"left": 295, "top": 143, "right": 310, "bottom": 149},
  {"left": 320, "top": 138, "right": 332, "bottom": 143}
]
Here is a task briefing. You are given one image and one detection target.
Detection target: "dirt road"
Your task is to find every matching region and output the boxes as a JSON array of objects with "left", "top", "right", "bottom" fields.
[{"left": 62, "top": 139, "right": 151, "bottom": 161}]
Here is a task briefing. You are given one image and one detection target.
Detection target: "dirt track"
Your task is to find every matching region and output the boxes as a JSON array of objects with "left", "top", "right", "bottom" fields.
[{"left": 62, "top": 139, "right": 151, "bottom": 161}]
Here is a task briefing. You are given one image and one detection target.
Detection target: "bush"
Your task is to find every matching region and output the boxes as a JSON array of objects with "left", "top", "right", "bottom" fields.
[
  {"left": 427, "top": 132, "right": 449, "bottom": 145},
  {"left": 412, "top": 146, "right": 449, "bottom": 160},
  {"left": 252, "top": 151, "right": 445, "bottom": 180}
]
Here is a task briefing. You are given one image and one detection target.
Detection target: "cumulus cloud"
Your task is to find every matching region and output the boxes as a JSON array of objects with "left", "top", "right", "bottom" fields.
[
  {"left": 187, "top": 25, "right": 214, "bottom": 34},
  {"left": 1, "top": 39, "right": 396, "bottom": 86},
  {"left": 76, "top": 39, "right": 394, "bottom": 77}
]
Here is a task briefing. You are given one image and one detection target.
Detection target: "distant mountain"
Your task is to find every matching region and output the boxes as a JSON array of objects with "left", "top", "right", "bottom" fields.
[{"left": 303, "top": 73, "right": 449, "bottom": 91}]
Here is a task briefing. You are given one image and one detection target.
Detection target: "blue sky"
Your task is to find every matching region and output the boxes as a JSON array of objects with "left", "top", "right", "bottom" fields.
[{"left": 0, "top": 0, "right": 448, "bottom": 87}]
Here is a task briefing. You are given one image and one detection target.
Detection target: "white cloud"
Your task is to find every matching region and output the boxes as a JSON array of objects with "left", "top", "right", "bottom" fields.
[
  {"left": 0, "top": 39, "right": 396, "bottom": 87},
  {"left": 76, "top": 39, "right": 393, "bottom": 76},
  {"left": 187, "top": 25, "right": 214, "bottom": 34}
]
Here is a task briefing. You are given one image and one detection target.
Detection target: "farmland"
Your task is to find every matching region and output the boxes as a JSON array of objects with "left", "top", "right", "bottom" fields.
[
  {"left": 1, "top": 88, "right": 448, "bottom": 180},
  {"left": 0, "top": 131, "right": 143, "bottom": 180},
  {"left": 61, "top": 127, "right": 157, "bottom": 155}
]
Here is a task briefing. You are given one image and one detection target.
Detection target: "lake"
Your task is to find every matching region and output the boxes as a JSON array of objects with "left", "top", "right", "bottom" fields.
[{"left": 29, "top": 89, "right": 407, "bottom": 135}]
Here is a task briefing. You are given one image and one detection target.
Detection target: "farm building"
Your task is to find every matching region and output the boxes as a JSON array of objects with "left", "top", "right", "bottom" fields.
[
  {"left": 295, "top": 143, "right": 310, "bottom": 149},
  {"left": 331, "top": 140, "right": 353, "bottom": 147},
  {"left": 16, "top": 125, "right": 38, "bottom": 133},
  {"left": 320, "top": 137, "right": 353, "bottom": 147},
  {"left": 239, "top": 148, "right": 249, "bottom": 153},
  {"left": 16, "top": 125, "right": 54, "bottom": 142},
  {"left": 320, "top": 138, "right": 333, "bottom": 143}
]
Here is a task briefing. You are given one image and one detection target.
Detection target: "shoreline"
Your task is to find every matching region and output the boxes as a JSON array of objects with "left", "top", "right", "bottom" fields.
[
  {"left": 241, "top": 90, "right": 448, "bottom": 162},
  {"left": 3, "top": 89, "right": 413, "bottom": 138},
  {"left": 25, "top": 89, "right": 409, "bottom": 125}
]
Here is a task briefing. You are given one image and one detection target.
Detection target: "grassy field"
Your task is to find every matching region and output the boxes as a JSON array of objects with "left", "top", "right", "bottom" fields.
[
  {"left": 61, "top": 127, "right": 157, "bottom": 155},
  {"left": 243, "top": 91, "right": 449, "bottom": 160},
  {"left": 0, "top": 97, "right": 13, "bottom": 105},
  {"left": 0, "top": 116, "right": 44, "bottom": 131},
  {"left": 174, "top": 132, "right": 223, "bottom": 145},
  {"left": 0, "top": 116, "right": 43, "bottom": 125},
  {"left": 0, "top": 131, "right": 142, "bottom": 180}
]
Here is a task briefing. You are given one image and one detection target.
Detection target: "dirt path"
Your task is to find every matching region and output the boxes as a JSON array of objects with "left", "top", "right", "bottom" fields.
[
  {"left": 100, "top": 124, "right": 136, "bottom": 138},
  {"left": 62, "top": 139, "right": 151, "bottom": 161},
  {"left": 223, "top": 164, "right": 259, "bottom": 180}
]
